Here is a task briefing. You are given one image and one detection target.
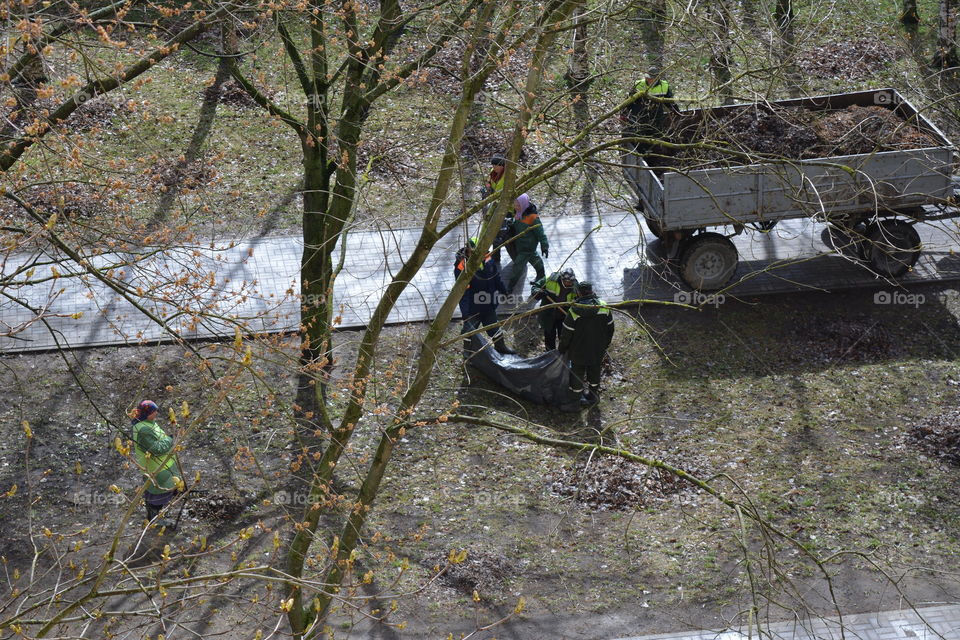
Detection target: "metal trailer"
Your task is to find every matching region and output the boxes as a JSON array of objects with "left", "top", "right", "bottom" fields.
[{"left": 622, "top": 88, "right": 958, "bottom": 291}]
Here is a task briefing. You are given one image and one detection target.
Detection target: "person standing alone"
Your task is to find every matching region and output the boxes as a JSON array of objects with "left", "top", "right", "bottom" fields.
[{"left": 130, "top": 400, "right": 181, "bottom": 528}]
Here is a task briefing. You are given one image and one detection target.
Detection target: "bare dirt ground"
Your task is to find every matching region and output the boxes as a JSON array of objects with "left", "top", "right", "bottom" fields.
[{"left": 2, "top": 284, "right": 959, "bottom": 638}]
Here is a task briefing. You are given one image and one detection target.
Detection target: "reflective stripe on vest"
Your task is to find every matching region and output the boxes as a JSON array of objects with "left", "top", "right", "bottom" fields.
[
  {"left": 544, "top": 276, "right": 576, "bottom": 302},
  {"left": 545, "top": 277, "right": 561, "bottom": 296},
  {"left": 568, "top": 298, "right": 611, "bottom": 321}
]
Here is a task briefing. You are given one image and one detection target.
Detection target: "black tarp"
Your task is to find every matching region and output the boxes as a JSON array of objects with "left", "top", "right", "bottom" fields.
[{"left": 463, "top": 333, "right": 581, "bottom": 411}]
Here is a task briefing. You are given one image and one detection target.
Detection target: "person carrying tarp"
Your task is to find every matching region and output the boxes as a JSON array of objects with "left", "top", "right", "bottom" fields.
[
  {"left": 507, "top": 193, "right": 548, "bottom": 293},
  {"left": 532, "top": 267, "right": 578, "bottom": 351},
  {"left": 455, "top": 237, "right": 516, "bottom": 355},
  {"left": 130, "top": 400, "right": 182, "bottom": 529},
  {"left": 559, "top": 282, "right": 615, "bottom": 407}
]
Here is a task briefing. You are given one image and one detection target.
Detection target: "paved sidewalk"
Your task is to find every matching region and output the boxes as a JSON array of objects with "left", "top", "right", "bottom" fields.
[
  {"left": 614, "top": 603, "right": 960, "bottom": 640},
  {"left": 2, "top": 209, "right": 960, "bottom": 354}
]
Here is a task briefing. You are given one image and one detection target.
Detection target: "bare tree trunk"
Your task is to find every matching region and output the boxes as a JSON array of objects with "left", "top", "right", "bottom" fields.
[
  {"left": 900, "top": 0, "right": 920, "bottom": 27},
  {"left": 741, "top": 0, "right": 760, "bottom": 31},
  {"left": 709, "top": 0, "right": 735, "bottom": 104},
  {"left": 774, "top": 0, "right": 801, "bottom": 97},
  {"left": 0, "top": 6, "right": 228, "bottom": 172},
  {"left": 0, "top": 56, "right": 46, "bottom": 142},
  {"left": 933, "top": 0, "right": 959, "bottom": 68},
  {"left": 637, "top": 0, "right": 667, "bottom": 70},
  {"left": 565, "top": 3, "right": 596, "bottom": 213}
]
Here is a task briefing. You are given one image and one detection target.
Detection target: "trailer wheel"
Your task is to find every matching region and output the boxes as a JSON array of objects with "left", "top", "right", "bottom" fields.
[
  {"left": 644, "top": 216, "right": 663, "bottom": 239},
  {"left": 679, "top": 232, "right": 739, "bottom": 291},
  {"left": 824, "top": 224, "right": 867, "bottom": 260},
  {"left": 864, "top": 219, "right": 921, "bottom": 277}
]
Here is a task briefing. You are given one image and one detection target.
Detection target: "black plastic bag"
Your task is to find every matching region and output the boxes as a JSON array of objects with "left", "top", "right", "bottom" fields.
[{"left": 463, "top": 333, "right": 581, "bottom": 411}]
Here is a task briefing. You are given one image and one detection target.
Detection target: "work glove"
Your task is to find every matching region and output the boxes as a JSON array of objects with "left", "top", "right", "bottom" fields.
[{"left": 542, "top": 248, "right": 549, "bottom": 258}]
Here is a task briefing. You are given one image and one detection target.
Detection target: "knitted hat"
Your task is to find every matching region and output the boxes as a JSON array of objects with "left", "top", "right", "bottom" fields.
[{"left": 137, "top": 400, "right": 159, "bottom": 420}]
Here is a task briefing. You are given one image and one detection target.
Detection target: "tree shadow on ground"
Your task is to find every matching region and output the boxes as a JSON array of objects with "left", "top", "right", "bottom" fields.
[{"left": 636, "top": 281, "right": 960, "bottom": 380}]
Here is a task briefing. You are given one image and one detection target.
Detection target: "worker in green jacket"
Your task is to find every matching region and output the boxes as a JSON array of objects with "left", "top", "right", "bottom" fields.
[
  {"left": 532, "top": 267, "right": 578, "bottom": 351},
  {"left": 508, "top": 193, "right": 548, "bottom": 293},
  {"left": 130, "top": 400, "right": 181, "bottom": 528},
  {"left": 559, "top": 282, "right": 615, "bottom": 407}
]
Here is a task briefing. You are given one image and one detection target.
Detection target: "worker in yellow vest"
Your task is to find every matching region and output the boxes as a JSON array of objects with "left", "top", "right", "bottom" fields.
[
  {"left": 483, "top": 156, "right": 520, "bottom": 264},
  {"left": 621, "top": 67, "right": 677, "bottom": 165},
  {"left": 559, "top": 282, "right": 615, "bottom": 407},
  {"left": 483, "top": 155, "right": 506, "bottom": 197}
]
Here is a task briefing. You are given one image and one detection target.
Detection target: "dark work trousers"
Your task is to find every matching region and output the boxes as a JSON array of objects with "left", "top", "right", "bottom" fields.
[
  {"left": 569, "top": 360, "right": 602, "bottom": 395},
  {"left": 462, "top": 308, "right": 500, "bottom": 340},
  {"left": 145, "top": 489, "right": 177, "bottom": 520},
  {"left": 541, "top": 312, "right": 563, "bottom": 351},
  {"left": 508, "top": 251, "right": 545, "bottom": 291}
]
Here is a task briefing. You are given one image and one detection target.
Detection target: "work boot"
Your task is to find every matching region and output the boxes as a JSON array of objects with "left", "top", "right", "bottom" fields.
[
  {"left": 587, "top": 385, "right": 600, "bottom": 403},
  {"left": 158, "top": 518, "right": 178, "bottom": 532},
  {"left": 580, "top": 388, "right": 599, "bottom": 406}
]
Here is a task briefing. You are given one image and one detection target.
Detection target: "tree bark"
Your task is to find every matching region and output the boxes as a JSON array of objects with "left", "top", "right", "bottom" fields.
[
  {"left": 0, "top": 6, "right": 228, "bottom": 172},
  {"left": 774, "top": 0, "right": 801, "bottom": 97},
  {"left": 900, "top": 0, "right": 920, "bottom": 26},
  {"left": 565, "top": 3, "right": 597, "bottom": 213},
  {"left": 709, "top": 0, "right": 735, "bottom": 104},
  {"left": 636, "top": 0, "right": 667, "bottom": 71},
  {"left": 741, "top": 0, "right": 760, "bottom": 31},
  {"left": 933, "top": 0, "right": 959, "bottom": 68}
]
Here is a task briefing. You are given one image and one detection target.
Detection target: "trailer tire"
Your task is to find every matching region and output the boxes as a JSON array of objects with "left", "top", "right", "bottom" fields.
[
  {"left": 644, "top": 216, "right": 664, "bottom": 239},
  {"left": 823, "top": 224, "right": 867, "bottom": 260},
  {"left": 679, "top": 232, "right": 738, "bottom": 291},
  {"left": 864, "top": 219, "right": 921, "bottom": 277}
]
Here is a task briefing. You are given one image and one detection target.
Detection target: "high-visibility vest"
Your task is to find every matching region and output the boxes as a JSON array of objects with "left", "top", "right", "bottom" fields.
[
  {"left": 542, "top": 274, "right": 576, "bottom": 301},
  {"left": 568, "top": 298, "right": 612, "bottom": 321},
  {"left": 635, "top": 79, "right": 670, "bottom": 98}
]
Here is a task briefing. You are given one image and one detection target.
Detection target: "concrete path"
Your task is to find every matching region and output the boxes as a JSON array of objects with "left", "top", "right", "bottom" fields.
[
  {"left": 614, "top": 603, "right": 960, "bottom": 640},
  {"left": 3, "top": 208, "right": 960, "bottom": 354}
]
